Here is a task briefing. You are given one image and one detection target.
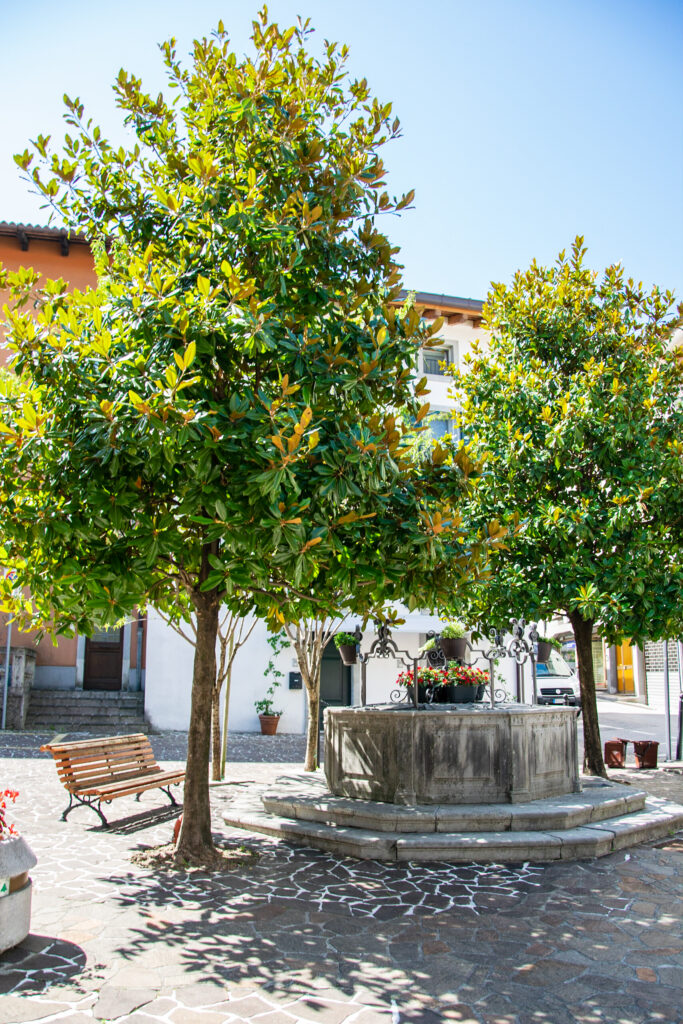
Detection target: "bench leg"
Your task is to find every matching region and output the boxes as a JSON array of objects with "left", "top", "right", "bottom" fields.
[
  {"left": 61, "top": 793, "right": 74, "bottom": 822},
  {"left": 62, "top": 792, "right": 109, "bottom": 827},
  {"left": 161, "top": 785, "right": 179, "bottom": 807}
]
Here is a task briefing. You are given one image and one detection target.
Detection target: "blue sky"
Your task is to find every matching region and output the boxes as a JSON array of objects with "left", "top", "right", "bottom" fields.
[{"left": 1, "top": 0, "right": 681, "bottom": 300}]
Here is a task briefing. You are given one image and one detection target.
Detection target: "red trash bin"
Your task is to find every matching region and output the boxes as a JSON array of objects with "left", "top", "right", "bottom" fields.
[
  {"left": 604, "top": 738, "right": 627, "bottom": 768},
  {"left": 633, "top": 740, "right": 659, "bottom": 769}
]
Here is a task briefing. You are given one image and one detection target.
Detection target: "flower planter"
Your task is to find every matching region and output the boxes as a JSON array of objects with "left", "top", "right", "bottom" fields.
[
  {"left": 450, "top": 684, "right": 480, "bottom": 703},
  {"left": 337, "top": 644, "right": 357, "bottom": 666},
  {"left": 407, "top": 685, "right": 433, "bottom": 703},
  {"left": 633, "top": 740, "right": 659, "bottom": 769},
  {"left": 0, "top": 835, "right": 37, "bottom": 954},
  {"left": 433, "top": 685, "right": 451, "bottom": 704},
  {"left": 440, "top": 637, "right": 467, "bottom": 660},
  {"left": 258, "top": 714, "right": 281, "bottom": 736},
  {"left": 536, "top": 641, "right": 553, "bottom": 663},
  {"left": 476, "top": 682, "right": 487, "bottom": 701}
]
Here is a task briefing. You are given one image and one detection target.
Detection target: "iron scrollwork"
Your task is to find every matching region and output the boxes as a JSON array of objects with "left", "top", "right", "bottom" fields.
[{"left": 354, "top": 617, "right": 542, "bottom": 710}]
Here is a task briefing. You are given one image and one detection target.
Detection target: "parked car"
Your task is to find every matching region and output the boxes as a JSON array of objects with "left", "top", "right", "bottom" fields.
[{"left": 536, "top": 648, "right": 581, "bottom": 708}]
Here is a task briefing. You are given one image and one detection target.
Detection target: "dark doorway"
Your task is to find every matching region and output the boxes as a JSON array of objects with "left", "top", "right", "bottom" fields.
[
  {"left": 84, "top": 627, "right": 124, "bottom": 691},
  {"left": 320, "top": 640, "right": 351, "bottom": 708}
]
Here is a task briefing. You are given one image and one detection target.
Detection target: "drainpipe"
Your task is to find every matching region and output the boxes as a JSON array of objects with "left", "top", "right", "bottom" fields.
[
  {"left": 663, "top": 640, "right": 671, "bottom": 761},
  {"left": 136, "top": 613, "right": 144, "bottom": 691},
  {"left": 1, "top": 615, "right": 11, "bottom": 730}
]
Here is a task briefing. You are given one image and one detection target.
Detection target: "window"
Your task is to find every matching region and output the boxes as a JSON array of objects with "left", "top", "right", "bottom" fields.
[
  {"left": 423, "top": 347, "right": 452, "bottom": 376},
  {"left": 425, "top": 414, "right": 460, "bottom": 441}
]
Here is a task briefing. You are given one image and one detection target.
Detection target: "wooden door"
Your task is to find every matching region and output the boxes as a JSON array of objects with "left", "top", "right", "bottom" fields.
[
  {"left": 615, "top": 641, "right": 634, "bottom": 695},
  {"left": 84, "top": 627, "right": 123, "bottom": 691}
]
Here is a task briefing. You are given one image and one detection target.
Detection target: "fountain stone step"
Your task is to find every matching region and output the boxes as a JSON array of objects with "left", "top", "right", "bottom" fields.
[
  {"left": 261, "top": 777, "right": 646, "bottom": 834},
  {"left": 222, "top": 773, "right": 683, "bottom": 863}
]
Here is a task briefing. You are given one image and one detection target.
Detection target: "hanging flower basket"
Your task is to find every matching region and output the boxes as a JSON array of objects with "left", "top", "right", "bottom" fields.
[
  {"left": 338, "top": 644, "right": 357, "bottom": 666},
  {"left": 334, "top": 633, "right": 358, "bottom": 666},
  {"left": 440, "top": 637, "right": 467, "bottom": 660}
]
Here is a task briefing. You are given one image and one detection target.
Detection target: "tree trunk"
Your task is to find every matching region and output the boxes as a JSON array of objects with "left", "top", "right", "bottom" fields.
[
  {"left": 569, "top": 611, "right": 606, "bottom": 777},
  {"left": 304, "top": 679, "right": 320, "bottom": 772},
  {"left": 220, "top": 664, "right": 233, "bottom": 781},
  {"left": 177, "top": 577, "right": 219, "bottom": 861},
  {"left": 211, "top": 684, "right": 221, "bottom": 782}
]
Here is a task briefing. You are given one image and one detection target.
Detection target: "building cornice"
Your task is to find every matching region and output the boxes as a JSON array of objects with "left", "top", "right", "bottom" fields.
[{"left": 0, "top": 221, "right": 87, "bottom": 257}]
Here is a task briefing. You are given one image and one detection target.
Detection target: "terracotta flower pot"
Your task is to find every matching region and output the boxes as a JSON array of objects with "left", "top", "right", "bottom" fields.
[
  {"left": 259, "top": 714, "right": 281, "bottom": 736},
  {"left": 337, "top": 644, "right": 357, "bottom": 666},
  {"left": 0, "top": 835, "right": 37, "bottom": 954},
  {"left": 440, "top": 637, "right": 467, "bottom": 660}
]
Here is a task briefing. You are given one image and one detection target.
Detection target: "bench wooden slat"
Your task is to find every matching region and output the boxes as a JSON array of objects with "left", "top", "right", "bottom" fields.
[
  {"left": 76, "top": 769, "right": 185, "bottom": 798},
  {"left": 54, "top": 753, "right": 158, "bottom": 776},
  {"left": 42, "top": 733, "right": 149, "bottom": 754},
  {"left": 63, "top": 767, "right": 163, "bottom": 789}
]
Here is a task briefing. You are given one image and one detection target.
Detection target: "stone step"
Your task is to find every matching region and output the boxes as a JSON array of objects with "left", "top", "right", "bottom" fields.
[
  {"left": 261, "top": 778, "right": 646, "bottom": 834},
  {"left": 222, "top": 776, "right": 683, "bottom": 863},
  {"left": 29, "top": 690, "right": 143, "bottom": 704},
  {"left": 26, "top": 690, "right": 145, "bottom": 730}
]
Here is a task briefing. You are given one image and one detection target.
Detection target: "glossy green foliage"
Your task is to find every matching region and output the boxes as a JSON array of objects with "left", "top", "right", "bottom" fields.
[
  {"left": 450, "top": 238, "right": 683, "bottom": 644},
  {"left": 0, "top": 10, "right": 475, "bottom": 635}
]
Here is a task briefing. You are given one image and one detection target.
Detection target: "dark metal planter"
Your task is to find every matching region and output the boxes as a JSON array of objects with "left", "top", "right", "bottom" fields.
[
  {"left": 450, "top": 684, "right": 480, "bottom": 703},
  {"left": 338, "top": 644, "right": 357, "bottom": 666},
  {"left": 536, "top": 641, "right": 553, "bottom": 662},
  {"left": 440, "top": 637, "right": 467, "bottom": 660}
]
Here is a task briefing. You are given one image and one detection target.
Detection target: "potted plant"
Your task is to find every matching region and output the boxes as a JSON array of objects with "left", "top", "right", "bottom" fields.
[
  {"left": 0, "top": 789, "right": 37, "bottom": 954},
  {"left": 334, "top": 631, "right": 357, "bottom": 666},
  {"left": 536, "top": 636, "right": 561, "bottom": 663},
  {"left": 254, "top": 692, "right": 283, "bottom": 734},
  {"left": 439, "top": 621, "right": 468, "bottom": 661},
  {"left": 445, "top": 664, "right": 489, "bottom": 703},
  {"left": 255, "top": 633, "right": 285, "bottom": 735},
  {"left": 398, "top": 667, "right": 448, "bottom": 703}
]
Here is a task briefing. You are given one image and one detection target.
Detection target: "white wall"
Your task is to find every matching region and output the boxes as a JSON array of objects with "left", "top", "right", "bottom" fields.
[{"left": 144, "top": 609, "right": 306, "bottom": 734}]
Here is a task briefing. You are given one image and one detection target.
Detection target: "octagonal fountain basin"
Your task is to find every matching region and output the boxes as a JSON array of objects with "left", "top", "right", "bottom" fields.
[{"left": 324, "top": 703, "right": 580, "bottom": 806}]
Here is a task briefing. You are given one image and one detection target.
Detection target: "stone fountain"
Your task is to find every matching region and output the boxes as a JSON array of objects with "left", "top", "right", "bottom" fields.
[{"left": 224, "top": 622, "right": 683, "bottom": 861}]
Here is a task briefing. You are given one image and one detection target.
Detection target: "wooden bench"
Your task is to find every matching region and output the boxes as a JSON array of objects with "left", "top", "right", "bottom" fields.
[{"left": 41, "top": 733, "right": 184, "bottom": 826}]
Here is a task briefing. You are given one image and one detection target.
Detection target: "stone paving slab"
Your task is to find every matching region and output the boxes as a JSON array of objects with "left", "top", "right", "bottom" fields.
[{"left": 0, "top": 734, "right": 682, "bottom": 1023}]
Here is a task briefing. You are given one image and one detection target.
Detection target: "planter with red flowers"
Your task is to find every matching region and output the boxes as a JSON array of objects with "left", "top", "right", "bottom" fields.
[
  {"left": 0, "top": 789, "right": 37, "bottom": 954},
  {"left": 444, "top": 664, "right": 490, "bottom": 703}
]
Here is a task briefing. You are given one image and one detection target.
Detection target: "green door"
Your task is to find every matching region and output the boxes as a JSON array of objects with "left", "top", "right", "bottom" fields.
[{"left": 320, "top": 641, "right": 351, "bottom": 709}]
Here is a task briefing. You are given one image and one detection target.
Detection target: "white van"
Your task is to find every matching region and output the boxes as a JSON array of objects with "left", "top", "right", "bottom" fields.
[{"left": 536, "top": 648, "right": 581, "bottom": 707}]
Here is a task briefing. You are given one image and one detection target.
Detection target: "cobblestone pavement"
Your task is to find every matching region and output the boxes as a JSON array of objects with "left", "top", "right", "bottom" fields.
[{"left": 0, "top": 731, "right": 682, "bottom": 1023}]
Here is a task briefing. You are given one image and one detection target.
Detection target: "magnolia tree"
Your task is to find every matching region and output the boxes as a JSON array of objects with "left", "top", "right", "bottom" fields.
[
  {"left": 0, "top": 11, "right": 475, "bottom": 861},
  {"left": 449, "top": 239, "right": 683, "bottom": 775},
  {"left": 156, "top": 587, "right": 257, "bottom": 781}
]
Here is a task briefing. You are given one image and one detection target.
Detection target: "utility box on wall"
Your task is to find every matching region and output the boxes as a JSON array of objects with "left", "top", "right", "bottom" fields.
[{"left": 289, "top": 671, "right": 302, "bottom": 690}]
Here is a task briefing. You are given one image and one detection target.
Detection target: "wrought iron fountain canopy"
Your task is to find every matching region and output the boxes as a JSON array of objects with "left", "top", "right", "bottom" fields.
[{"left": 350, "top": 619, "right": 541, "bottom": 709}]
